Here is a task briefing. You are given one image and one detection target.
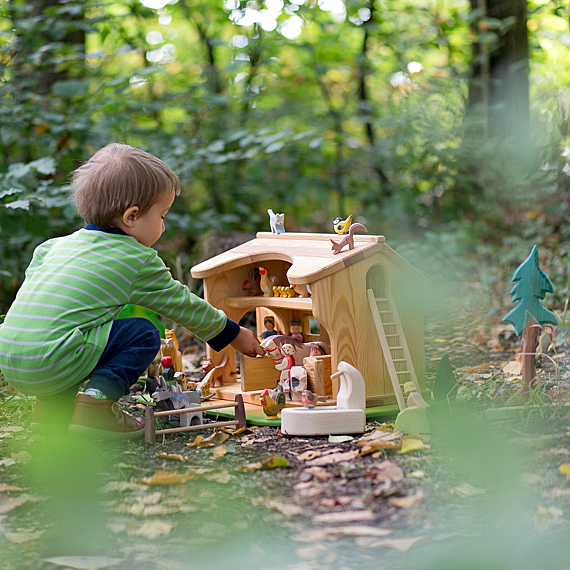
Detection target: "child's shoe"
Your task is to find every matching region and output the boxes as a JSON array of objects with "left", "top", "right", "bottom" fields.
[
  {"left": 68, "top": 394, "right": 144, "bottom": 439},
  {"left": 31, "top": 395, "right": 75, "bottom": 436}
]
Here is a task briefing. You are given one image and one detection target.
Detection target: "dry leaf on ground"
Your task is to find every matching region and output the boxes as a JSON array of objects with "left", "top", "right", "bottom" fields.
[
  {"left": 297, "top": 450, "right": 322, "bottom": 461},
  {"left": 202, "top": 469, "right": 232, "bottom": 484},
  {"left": 155, "top": 453, "right": 186, "bottom": 462},
  {"left": 0, "top": 484, "right": 26, "bottom": 493},
  {"left": 126, "top": 519, "right": 174, "bottom": 539},
  {"left": 261, "top": 455, "right": 290, "bottom": 469},
  {"left": 137, "top": 471, "right": 194, "bottom": 486},
  {"left": 398, "top": 437, "right": 430, "bottom": 454},
  {"left": 306, "top": 450, "right": 359, "bottom": 466},
  {"left": 559, "top": 464, "right": 570, "bottom": 481},
  {"left": 292, "top": 526, "right": 392, "bottom": 543},
  {"left": 4, "top": 530, "right": 45, "bottom": 543},
  {"left": 268, "top": 501, "right": 305, "bottom": 517},
  {"left": 389, "top": 493, "right": 424, "bottom": 508},
  {"left": 372, "top": 460, "right": 404, "bottom": 484},
  {"left": 212, "top": 446, "right": 227, "bottom": 459},
  {"left": 43, "top": 556, "right": 123, "bottom": 569},
  {"left": 450, "top": 482, "right": 487, "bottom": 497},
  {"left": 355, "top": 536, "right": 429, "bottom": 552},
  {"left": 312, "top": 510, "right": 375, "bottom": 523},
  {"left": 0, "top": 494, "right": 42, "bottom": 514}
]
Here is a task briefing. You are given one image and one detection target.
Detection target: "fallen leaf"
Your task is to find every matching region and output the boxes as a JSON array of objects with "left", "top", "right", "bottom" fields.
[
  {"left": 306, "top": 450, "right": 359, "bottom": 466},
  {"left": 355, "top": 536, "right": 429, "bottom": 551},
  {"left": 261, "top": 455, "right": 290, "bottom": 469},
  {"left": 10, "top": 450, "right": 32, "bottom": 464},
  {"left": 237, "top": 462, "right": 263, "bottom": 471},
  {"left": 155, "top": 453, "right": 186, "bottom": 462},
  {"left": 463, "top": 363, "right": 492, "bottom": 372},
  {"left": 502, "top": 359, "right": 522, "bottom": 375},
  {"left": 328, "top": 435, "right": 354, "bottom": 443},
  {"left": 0, "top": 458, "right": 16, "bottom": 467},
  {"left": 312, "top": 510, "right": 375, "bottom": 523},
  {"left": 202, "top": 432, "right": 230, "bottom": 446},
  {"left": 0, "top": 494, "right": 41, "bottom": 514},
  {"left": 187, "top": 435, "right": 204, "bottom": 447},
  {"left": 373, "top": 460, "right": 404, "bottom": 484},
  {"left": 138, "top": 471, "right": 194, "bottom": 486},
  {"left": 126, "top": 519, "right": 174, "bottom": 539},
  {"left": 0, "top": 484, "right": 26, "bottom": 493},
  {"left": 98, "top": 481, "right": 148, "bottom": 493},
  {"left": 389, "top": 493, "right": 424, "bottom": 508},
  {"left": 559, "top": 464, "right": 570, "bottom": 481},
  {"left": 212, "top": 446, "right": 227, "bottom": 459},
  {"left": 0, "top": 427, "right": 25, "bottom": 433},
  {"left": 450, "top": 483, "right": 487, "bottom": 497},
  {"left": 43, "top": 556, "right": 123, "bottom": 569},
  {"left": 292, "top": 526, "right": 392, "bottom": 542},
  {"left": 269, "top": 501, "right": 305, "bottom": 517},
  {"left": 407, "top": 470, "right": 425, "bottom": 479},
  {"left": 5, "top": 530, "right": 45, "bottom": 543},
  {"left": 297, "top": 450, "right": 322, "bottom": 462},
  {"left": 203, "top": 469, "right": 231, "bottom": 484},
  {"left": 398, "top": 437, "right": 430, "bottom": 454}
]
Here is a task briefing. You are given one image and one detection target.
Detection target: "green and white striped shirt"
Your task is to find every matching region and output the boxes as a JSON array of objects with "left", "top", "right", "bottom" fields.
[{"left": 0, "top": 228, "right": 227, "bottom": 396}]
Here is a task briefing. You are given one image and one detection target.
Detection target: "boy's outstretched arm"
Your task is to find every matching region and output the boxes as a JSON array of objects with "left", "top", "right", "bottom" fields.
[{"left": 231, "top": 326, "right": 265, "bottom": 357}]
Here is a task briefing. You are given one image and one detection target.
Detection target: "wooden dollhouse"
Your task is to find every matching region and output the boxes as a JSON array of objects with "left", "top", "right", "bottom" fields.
[{"left": 190, "top": 232, "right": 430, "bottom": 410}]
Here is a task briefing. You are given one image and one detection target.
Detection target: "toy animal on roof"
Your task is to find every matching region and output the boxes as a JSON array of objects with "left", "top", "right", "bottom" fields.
[
  {"left": 331, "top": 223, "right": 368, "bottom": 254},
  {"left": 268, "top": 209, "right": 286, "bottom": 234},
  {"left": 333, "top": 215, "right": 353, "bottom": 235}
]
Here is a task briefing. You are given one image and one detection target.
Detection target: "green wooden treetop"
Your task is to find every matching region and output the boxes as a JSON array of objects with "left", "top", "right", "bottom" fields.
[{"left": 502, "top": 245, "right": 558, "bottom": 336}]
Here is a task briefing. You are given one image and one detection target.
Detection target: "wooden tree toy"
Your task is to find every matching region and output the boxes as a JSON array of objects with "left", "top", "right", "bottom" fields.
[{"left": 502, "top": 245, "right": 558, "bottom": 400}]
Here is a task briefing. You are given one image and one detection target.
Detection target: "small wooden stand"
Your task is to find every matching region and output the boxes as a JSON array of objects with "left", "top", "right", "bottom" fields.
[{"left": 144, "top": 395, "right": 247, "bottom": 443}]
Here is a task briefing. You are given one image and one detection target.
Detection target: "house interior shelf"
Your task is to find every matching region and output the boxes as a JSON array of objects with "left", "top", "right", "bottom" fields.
[{"left": 224, "top": 296, "right": 313, "bottom": 311}]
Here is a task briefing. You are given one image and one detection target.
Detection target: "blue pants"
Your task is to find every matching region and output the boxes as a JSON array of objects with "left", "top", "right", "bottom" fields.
[{"left": 85, "top": 317, "right": 161, "bottom": 400}]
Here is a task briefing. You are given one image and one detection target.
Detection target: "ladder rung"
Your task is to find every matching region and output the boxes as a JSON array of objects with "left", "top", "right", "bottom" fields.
[
  {"left": 378, "top": 310, "right": 393, "bottom": 314},
  {"left": 376, "top": 297, "right": 388, "bottom": 302},
  {"left": 393, "top": 358, "right": 406, "bottom": 363},
  {"left": 389, "top": 346, "right": 403, "bottom": 350},
  {"left": 386, "top": 334, "right": 399, "bottom": 338},
  {"left": 383, "top": 322, "right": 396, "bottom": 326},
  {"left": 396, "top": 371, "right": 410, "bottom": 375}
]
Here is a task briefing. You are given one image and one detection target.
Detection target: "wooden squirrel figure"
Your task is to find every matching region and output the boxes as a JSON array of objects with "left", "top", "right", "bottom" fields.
[{"left": 330, "top": 223, "right": 368, "bottom": 254}]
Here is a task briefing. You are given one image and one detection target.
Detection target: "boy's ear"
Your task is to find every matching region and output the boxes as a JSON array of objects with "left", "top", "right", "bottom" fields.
[{"left": 122, "top": 206, "right": 140, "bottom": 227}]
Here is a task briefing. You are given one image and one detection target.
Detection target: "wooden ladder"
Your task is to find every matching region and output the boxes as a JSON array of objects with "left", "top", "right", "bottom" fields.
[{"left": 367, "top": 288, "right": 421, "bottom": 411}]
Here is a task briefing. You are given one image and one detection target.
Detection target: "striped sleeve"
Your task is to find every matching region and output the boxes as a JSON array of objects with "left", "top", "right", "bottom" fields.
[{"left": 130, "top": 251, "right": 227, "bottom": 342}]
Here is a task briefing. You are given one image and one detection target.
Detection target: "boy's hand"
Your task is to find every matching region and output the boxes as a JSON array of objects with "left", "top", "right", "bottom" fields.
[{"left": 230, "top": 326, "right": 265, "bottom": 357}]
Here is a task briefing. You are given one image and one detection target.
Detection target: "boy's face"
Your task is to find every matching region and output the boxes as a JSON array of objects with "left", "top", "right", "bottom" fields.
[{"left": 121, "top": 190, "right": 175, "bottom": 247}]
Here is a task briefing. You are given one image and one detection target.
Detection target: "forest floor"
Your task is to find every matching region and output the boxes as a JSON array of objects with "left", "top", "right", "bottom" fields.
[{"left": 2, "top": 285, "right": 570, "bottom": 570}]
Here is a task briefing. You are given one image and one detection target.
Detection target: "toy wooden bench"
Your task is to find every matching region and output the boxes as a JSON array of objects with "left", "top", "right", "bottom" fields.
[{"left": 144, "top": 395, "right": 246, "bottom": 443}]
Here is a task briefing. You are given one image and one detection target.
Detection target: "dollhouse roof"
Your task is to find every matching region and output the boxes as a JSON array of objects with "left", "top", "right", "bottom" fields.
[{"left": 191, "top": 232, "right": 427, "bottom": 285}]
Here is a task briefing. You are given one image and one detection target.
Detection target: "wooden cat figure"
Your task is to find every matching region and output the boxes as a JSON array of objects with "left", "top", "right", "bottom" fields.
[
  {"left": 161, "top": 329, "right": 183, "bottom": 373},
  {"left": 268, "top": 209, "right": 286, "bottom": 234}
]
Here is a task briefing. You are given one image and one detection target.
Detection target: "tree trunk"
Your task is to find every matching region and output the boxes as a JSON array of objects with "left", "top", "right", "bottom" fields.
[
  {"left": 521, "top": 318, "right": 539, "bottom": 401},
  {"left": 487, "top": 0, "right": 530, "bottom": 144}
]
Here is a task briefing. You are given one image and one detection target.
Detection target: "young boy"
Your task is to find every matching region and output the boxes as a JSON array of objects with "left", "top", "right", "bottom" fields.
[{"left": 0, "top": 143, "right": 263, "bottom": 438}]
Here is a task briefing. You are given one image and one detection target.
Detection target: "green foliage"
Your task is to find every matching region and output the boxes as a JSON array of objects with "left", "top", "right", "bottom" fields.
[{"left": 0, "top": 0, "right": 569, "bottom": 312}]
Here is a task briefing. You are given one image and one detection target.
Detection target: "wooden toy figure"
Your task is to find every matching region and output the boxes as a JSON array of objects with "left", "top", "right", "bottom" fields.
[
  {"left": 268, "top": 209, "right": 285, "bottom": 234},
  {"left": 289, "top": 320, "right": 304, "bottom": 343},
  {"left": 330, "top": 223, "right": 368, "bottom": 254},
  {"left": 160, "top": 329, "right": 183, "bottom": 373},
  {"left": 262, "top": 316, "right": 280, "bottom": 339},
  {"left": 242, "top": 268, "right": 263, "bottom": 296},
  {"left": 260, "top": 388, "right": 286, "bottom": 419},
  {"left": 309, "top": 341, "right": 329, "bottom": 357},
  {"left": 333, "top": 215, "right": 352, "bottom": 235},
  {"left": 502, "top": 245, "right": 558, "bottom": 400},
  {"left": 161, "top": 356, "right": 175, "bottom": 383},
  {"left": 259, "top": 266, "right": 277, "bottom": 297}
]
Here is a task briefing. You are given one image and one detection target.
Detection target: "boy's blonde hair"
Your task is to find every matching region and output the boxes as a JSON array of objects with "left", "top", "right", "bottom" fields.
[{"left": 71, "top": 143, "right": 180, "bottom": 229}]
